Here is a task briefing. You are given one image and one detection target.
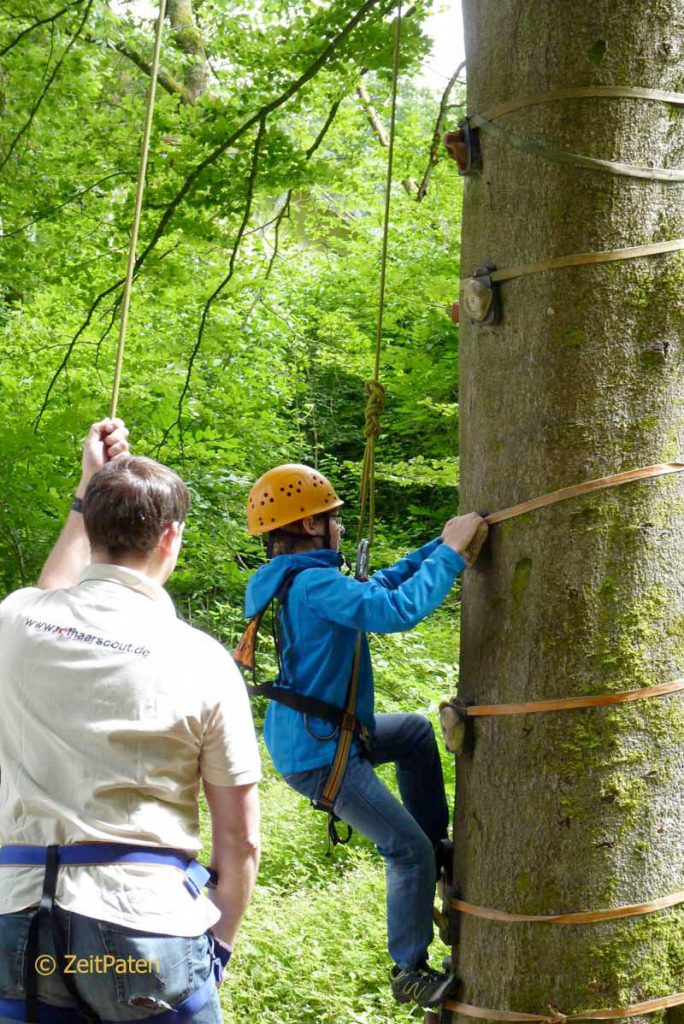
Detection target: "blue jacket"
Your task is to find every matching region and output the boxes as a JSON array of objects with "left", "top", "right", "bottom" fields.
[{"left": 244, "top": 538, "right": 466, "bottom": 775}]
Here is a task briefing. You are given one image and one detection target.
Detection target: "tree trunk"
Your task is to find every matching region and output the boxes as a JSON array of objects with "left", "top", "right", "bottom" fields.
[
  {"left": 167, "top": 0, "right": 208, "bottom": 103},
  {"left": 454, "top": 2, "right": 684, "bottom": 1022}
]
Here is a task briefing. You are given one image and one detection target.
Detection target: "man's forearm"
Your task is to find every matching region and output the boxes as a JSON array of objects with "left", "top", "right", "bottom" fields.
[
  {"left": 38, "top": 486, "right": 90, "bottom": 590},
  {"left": 209, "top": 838, "right": 260, "bottom": 947},
  {"left": 37, "top": 419, "right": 130, "bottom": 590}
]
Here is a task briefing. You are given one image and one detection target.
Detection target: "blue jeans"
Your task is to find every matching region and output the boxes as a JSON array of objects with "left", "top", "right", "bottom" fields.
[
  {"left": 0, "top": 907, "right": 222, "bottom": 1022},
  {"left": 285, "top": 712, "right": 449, "bottom": 970}
]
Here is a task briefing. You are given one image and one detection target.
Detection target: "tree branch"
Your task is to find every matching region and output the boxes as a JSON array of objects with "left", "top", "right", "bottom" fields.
[
  {"left": 0, "top": 510, "right": 27, "bottom": 586},
  {"left": 416, "top": 60, "right": 465, "bottom": 201},
  {"left": 356, "top": 77, "right": 417, "bottom": 195},
  {"left": 1, "top": 170, "right": 131, "bottom": 239},
  {"left": 158, "top": 117, "right": 267, "bottom": 450},
  {"left": 0, "top": 0, "right": 94, "bottom": 174},
  {"left": 238, "top": 96, "right": 342, "bottom": 333},
  {"left": 33, "top": 273, "right": 123, "bottom": 430},
  {"left": 132, "top": 0, "right": 393, "bottom": 284},
  {"left": 0, "top": 0, "right": 84, "bottom": 58},
  {"left": 38, "top": 0, "right": 391, "bottom": 420},
  {"left": 357, "top": 79, "right": 389, "bottom": 146},
  {"left": 109, "top": 37, "right": 191, "bottom": 102}
]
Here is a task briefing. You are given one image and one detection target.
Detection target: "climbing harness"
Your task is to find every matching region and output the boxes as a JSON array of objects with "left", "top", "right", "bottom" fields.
[
  {"left": 0, "top": 843, "right": 222, "bottom": 1024},
  {"left": 234, "top": 563, "right": 371, "bottom": 847},
  {"left": 234, "top": 569, "right": 366, "bottom": 744},
  {"left": 110, "top": 0, "right": 166, "bottom": 419},
  {"left": 309, "top": 632, "right": 365, "bottom": 845}
]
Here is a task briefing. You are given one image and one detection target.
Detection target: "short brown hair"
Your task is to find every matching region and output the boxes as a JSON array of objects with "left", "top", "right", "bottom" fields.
[
  {"left": 267, "top": 513, "right": 332, "bottom": 557},
  {"left": 83, "top": 456, "right": 190, "bottom": 558}
]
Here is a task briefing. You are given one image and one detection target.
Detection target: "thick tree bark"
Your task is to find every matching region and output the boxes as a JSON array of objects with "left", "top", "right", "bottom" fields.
[
  {"left": 167, "top": 0, "right": 208, "bottom": 103},
  {"left": 454, "top": 2, "right": 684, "bottom": 1023}
]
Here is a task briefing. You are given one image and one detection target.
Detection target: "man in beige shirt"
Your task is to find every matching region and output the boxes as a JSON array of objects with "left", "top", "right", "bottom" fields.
[{"left": 0, "top": 420, "right": 261, "bottom": 1023}]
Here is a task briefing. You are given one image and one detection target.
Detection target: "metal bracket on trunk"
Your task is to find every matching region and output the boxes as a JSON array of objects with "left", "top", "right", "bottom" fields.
[
  {"left": 444, "top": 117, "right": 483, "bottom": 175},
  {"left": 439, "top": 698, "right": 475, "bottom": 755},
  {"left": 434, "top": 881, "right": 462, "bottom": 947},
  {"left": 461, "top": 263, "right": 501, "bottom": 325}
]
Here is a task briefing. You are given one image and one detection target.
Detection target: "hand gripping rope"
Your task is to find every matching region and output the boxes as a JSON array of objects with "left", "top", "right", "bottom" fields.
[{"left": 435, "top": 464, "right": 684, "bottom": 1023}]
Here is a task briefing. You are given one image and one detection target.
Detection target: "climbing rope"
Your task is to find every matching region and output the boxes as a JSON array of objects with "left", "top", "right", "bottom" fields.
[
  {"left": 110, "top": 0, "right": 167, "bottom": 419},
  {"left": 312, "top": 5, "right": 403, "bottom": 831},
  {"left": 356, "top": 2, "right": 401, "bottom": 548}
]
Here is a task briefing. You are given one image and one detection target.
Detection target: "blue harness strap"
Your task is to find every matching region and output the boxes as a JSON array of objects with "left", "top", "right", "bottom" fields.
[
  {"left": 0, "top": 972, "right": 217, "bottom": 1022},
  {"left": 0, "top": 843, "right": 218, "bottom": 1023},
  {"left": 0, "top": 844, "right": 214, "bottom": 897}
]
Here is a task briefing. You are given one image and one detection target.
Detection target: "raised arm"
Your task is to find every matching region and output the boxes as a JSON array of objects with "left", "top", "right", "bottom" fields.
[
  {"left": 371, "top": 537, "right": 442, "bottom": 591},
  {"left": 304, "top": 513, "right": 488, "bottom": 634},
  {"left": 38, "top": 419, "right": 129, "bottom": 590}
]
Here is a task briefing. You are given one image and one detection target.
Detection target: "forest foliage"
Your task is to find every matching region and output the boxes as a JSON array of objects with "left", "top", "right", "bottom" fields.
[{"left": 1, "top": 1, "right": 464, "bottom": 1019}]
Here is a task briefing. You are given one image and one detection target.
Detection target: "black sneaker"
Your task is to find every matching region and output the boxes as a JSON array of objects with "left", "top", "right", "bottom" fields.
[
  {"left": 435, "top": 837, "right": 454, "bottom": 885},
  {"left": 390, "top": 962, "right": 459, "bottom": 1008}
]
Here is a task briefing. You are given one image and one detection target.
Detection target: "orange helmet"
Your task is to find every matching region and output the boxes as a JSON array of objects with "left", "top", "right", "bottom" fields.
[{"left": 247, "top": 464, "right": 344, "bottom": 536}]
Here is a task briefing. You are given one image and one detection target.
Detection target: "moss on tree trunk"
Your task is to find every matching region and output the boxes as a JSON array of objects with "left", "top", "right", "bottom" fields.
[{"left": 454, "top": 2, "right": 684, "bottom": 1022}]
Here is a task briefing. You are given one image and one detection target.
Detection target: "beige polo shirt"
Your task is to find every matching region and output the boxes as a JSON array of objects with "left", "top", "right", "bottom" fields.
[{"left": 0, "top": 564, "right": 260, "bottom": 936}]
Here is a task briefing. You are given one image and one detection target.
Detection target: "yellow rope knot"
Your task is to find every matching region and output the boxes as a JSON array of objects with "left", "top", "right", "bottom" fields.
[{"left": 363, "top": 379, "right": 385, "bottom": 439}]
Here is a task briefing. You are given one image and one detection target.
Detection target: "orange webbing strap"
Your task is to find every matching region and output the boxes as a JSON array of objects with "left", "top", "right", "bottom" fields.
[
  {"left": 484, "top": 463, "right": 684, "bottom": 526},
  {"left": 461, "top": 678, "right": 684, "bottom": 718},
  {"left": 233, "top": 613, "right": 263, "bottom": 673},
  {"left": 316, "top": 633, "right": 363, "bottom": 811},
  {"left": 477, "top": 86, "right": 684, "bottom": 123},
  {"left": 451, "top": 890, "right": 684, "bottom": 926},
  {"left": 443, "top": 991, "right": 684, "bottom": 1023}
]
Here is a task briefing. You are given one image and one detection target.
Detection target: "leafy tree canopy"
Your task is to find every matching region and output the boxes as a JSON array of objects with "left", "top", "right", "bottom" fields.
[{"left": 0, "top": 0, "right": 463, "bottom": 614}]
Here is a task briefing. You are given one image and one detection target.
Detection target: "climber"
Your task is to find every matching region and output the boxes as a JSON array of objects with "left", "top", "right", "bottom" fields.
[
  {"left": 243, "top": 463, "right": 487, "bottom": 1009},
  {"left": 0, "top": 420, "right": 261, "bottom": 1023}
]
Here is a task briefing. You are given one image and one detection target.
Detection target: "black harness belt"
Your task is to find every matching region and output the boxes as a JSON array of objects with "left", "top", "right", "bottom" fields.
[{"left": 246, "top": 679, "right": 364, "bottom": 737}]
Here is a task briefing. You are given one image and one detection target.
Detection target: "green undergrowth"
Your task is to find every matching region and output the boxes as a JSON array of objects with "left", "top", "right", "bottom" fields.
[{"left": 198, "top": 600, "right": 460, "bottom": 1023}]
